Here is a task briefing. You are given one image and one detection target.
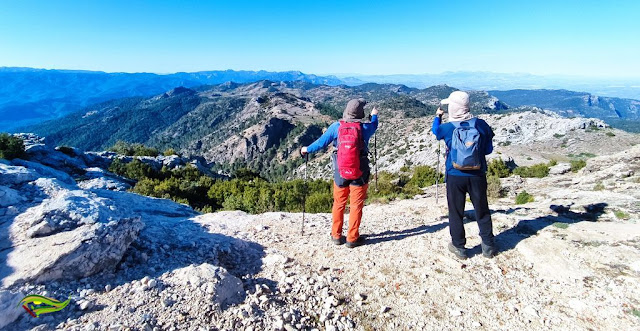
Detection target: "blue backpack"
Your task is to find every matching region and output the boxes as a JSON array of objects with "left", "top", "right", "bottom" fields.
[{"left": 450, "top": 118, "right": 482, "bottom": 170}]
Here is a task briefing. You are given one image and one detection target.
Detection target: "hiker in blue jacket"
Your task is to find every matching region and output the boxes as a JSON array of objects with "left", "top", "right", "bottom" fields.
[
  {"left": 301, "top": 98, "right": 378, "bottom": 248},
  {"left": 432, "top": 91, "right": 496, "bottom": 259}
]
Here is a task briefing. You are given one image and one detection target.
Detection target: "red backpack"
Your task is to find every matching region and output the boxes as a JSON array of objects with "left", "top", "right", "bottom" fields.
[{"left": 337, "top": 121, "right": 363, "bottom": 180}]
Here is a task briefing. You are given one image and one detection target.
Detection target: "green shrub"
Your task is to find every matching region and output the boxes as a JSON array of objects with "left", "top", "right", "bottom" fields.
[
  {"left": 570, "top": 160, "right": 587, "bottom": 172},
  {"left": 553, "top": 133, "right": 565, "bottom": 138},
  {"left": 306, "top": 192, "right": 333, "bottom": 213},
  {"left": 548, "top": 159, "right": 558, "bottom": 166},
  {"left": 614, "top": 210, "right": 630, "bottom": 220},
  {"left": 487, "top": 158, "right": 511, "bottom": 178},
  {"left": 515, "top": 191, "right": 534, "bottom": 204},
  {"left": 109, "top": 140, "right": 159, "bottom": 157},
  {"left": 163, "top": 148, "right": 178, "bottom": 156},
  {"left": 552, "top": 222, "right": 568, "bottom": 229},
  {"left": 606, "top": 132, "right": 616, "bottom": 137},
  {"left": 368, "top": 172, "right": 403, "bottom": 199},
  {"left": 487, "top": 175, "right": 503, "bottom": 199},
  {"left": 109, "top": 159, "right": 157, "bottom": 181},
  {"left": 587, "top": 124, "right": 601, "bottom": 132},
  {"left": 368, "top": 171, "right": 420, "bottom": 201},
  {"left": 0, "top": 133, "right": 25, "bottom": 160},
  {"left": 233, "top": 168, "right": 263, "bottom": 181},
  {"left": 513, "top": 163, "right": 549, "bottom": 178},
  {"left": 407, "top": 166, "right": 443, "bottom": 188},
  {"left": 198, "top": 205, "right": 214, "bottom": 213},
  {"left": 132, "top": 145, "right": 159, "bottom": 157}
]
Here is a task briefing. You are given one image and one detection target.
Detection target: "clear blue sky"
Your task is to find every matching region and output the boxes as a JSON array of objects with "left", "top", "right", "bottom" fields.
[{"left": 1, "top": 0, "right": 639, "bottom": 77}]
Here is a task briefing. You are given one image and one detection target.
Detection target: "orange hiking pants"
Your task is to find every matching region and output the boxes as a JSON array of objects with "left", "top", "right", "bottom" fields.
[{"left": 332, "top": 183, "right": 368, "bottom": 243}]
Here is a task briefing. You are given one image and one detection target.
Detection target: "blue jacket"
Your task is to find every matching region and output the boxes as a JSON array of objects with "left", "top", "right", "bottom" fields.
[
  {"left": 307, "top": 115, "right": 379, "bottom": 153},
  {"left": 432, "top": 116, "right": 494, "bottom": 177}
]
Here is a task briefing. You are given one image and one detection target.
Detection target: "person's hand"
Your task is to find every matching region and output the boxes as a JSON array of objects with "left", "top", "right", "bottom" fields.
[
  {"left": 436, "top": 107, "right": 445, "bottom": 117},
  {"left": 371, "top": 107, "right": 379, "bottom": 116},
  {"left": 300, "top": 146, "right": 308, "bottom": 155}
]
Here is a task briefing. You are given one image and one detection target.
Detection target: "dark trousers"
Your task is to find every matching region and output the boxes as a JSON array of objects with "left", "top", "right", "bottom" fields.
[{"left": 446, "top": 175, "right": 494, "bottom": 248}]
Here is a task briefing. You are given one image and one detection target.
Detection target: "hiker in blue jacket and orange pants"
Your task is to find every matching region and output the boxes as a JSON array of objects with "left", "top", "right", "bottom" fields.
[
  {"left": 433, "top": 91, "right": 497, "bottom": 259},
  {"left": 301, "top": 98, "right": 378, "bottom": 248}
]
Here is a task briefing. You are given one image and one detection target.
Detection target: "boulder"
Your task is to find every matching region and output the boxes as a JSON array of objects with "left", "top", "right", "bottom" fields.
[
  {"left": 1, "top": 176, "right": 145, "bottom": 288},
  {"left": 82, "top": 152, "right": 113, "bottom": 169},
  {"left": 0, "top": 186, "right": 23, "bottom": 207},
  {"left": 11, "top": 159, "right": 75, "bottom": 185},
  {"left": 78, "top": 177, "right": 131, "bottom": 191},
  {"left": 549, "top": 163, "right": 572, "bottom": 175},
  {"left": 137, "top": 156, "right": 163, "bottom": 172},
  {"left": 2, "top": 215, "right": 143, "bottom": 288},
  {"left": 78, "top": 168, "right": 132, "bottom": 191},
  {"left": 25, "top": 144, "right": 88, "bottom": 173},
  {"left": 160, "top": 155, "right": 185, "bottom": 169},
  {"left": 0, "top": 163, "right": 37, "bottom": 186},
  {"left": 168, "top": 263, "right": 244, "bottom": 307}
]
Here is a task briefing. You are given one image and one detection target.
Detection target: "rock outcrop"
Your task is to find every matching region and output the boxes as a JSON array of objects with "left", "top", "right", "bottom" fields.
[{"left": 2, "top": 134, "right": 639, "bottom": 331}]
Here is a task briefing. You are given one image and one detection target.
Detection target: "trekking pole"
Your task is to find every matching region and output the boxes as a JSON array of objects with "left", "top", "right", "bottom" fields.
[
  {"left": 435, "top": 110, "right": 444, "bottom": 204},
  {"left": 301, "top": 152, "right": 309, "bottom": 236},
  {"left": 374, "top": 131, "right": 378, "bottom": 192},
  {"left": 369, "top": 113, "right": 379, "bottom": 192},
  {"left": 436, "top": 140, "right": 441, "bottom": 204}
]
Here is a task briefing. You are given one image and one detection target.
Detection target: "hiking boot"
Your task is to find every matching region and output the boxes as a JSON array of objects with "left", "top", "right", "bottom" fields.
[
  {"left": 331, "top": 236, "right": 345, "bottom": 246},
  {"left": 448, "top": 242, "right": 468, "bottom": 260},
  {"left": 346, "top": 236, "right": 366, "bottom": 248},
  {"left": 481, "top": 241, "right": 497, "bottom": 258}
]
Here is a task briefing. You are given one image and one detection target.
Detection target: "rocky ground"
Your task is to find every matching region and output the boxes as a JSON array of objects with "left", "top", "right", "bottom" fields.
[{"left": 1, "top": 134, "right": 639, "bottom": 330}]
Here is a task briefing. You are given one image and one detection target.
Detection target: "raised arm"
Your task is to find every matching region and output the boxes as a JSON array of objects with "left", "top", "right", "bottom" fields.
[
  {"left": 362, "top": 107, "right": 379, "bottom": 136},
  {"left": 432, "top": 107, "right": 445, "bottom": 139},
  {"left": 302, "top": 122, "right": 339, "bottom": 154}
]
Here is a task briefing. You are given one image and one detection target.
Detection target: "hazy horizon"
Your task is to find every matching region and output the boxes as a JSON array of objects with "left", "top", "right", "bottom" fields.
[
  {"left": 2, "top": 1, "right": 639, "bottom": 78},
  {"left": 3, "top": 66, "right": 640, "bottom": 82}
]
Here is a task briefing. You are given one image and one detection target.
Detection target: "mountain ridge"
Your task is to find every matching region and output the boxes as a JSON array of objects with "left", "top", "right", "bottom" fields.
[
  {"left": 3, "top": 67, "right": 640, "bottom": 132},
  {"left": 0, "top": 68, "right": 343, "bottom": 131}
]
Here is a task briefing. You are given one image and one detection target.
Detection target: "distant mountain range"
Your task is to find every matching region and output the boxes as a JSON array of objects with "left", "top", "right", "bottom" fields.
[
  {"left": 0, "top": 67, "right": 342, "bottom": 131},
  {"left": 339, "top": 72, "right": 640, "bottom": 100},
  {"left": 2, "top": 67, "right": 640, "bottom": 133}
]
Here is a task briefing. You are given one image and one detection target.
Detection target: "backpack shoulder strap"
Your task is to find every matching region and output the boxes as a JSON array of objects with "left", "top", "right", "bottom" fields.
[{"left": 451, "top": 121, "right": 461, "bottom": 128}]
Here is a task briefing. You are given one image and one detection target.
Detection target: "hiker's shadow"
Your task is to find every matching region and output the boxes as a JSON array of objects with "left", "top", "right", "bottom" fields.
[
  {"left": 468, "top": 203, "right": 608, "bottom": 257},
  {"left": 366, "top": 222, "right": 448, "bottom": 245}
]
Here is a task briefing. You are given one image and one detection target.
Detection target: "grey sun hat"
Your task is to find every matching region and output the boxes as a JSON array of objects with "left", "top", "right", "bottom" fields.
[{"left": 343, "top": 98, "right": 367, "bottom": 122}]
